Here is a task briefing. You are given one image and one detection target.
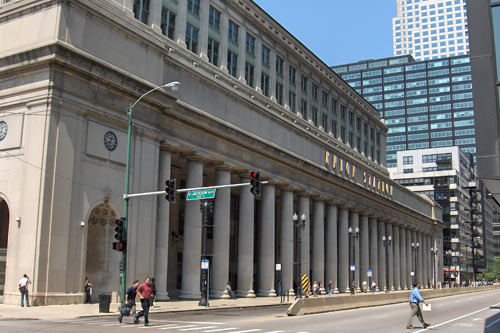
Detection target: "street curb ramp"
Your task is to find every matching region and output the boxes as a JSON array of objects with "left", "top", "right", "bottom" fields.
[{"left": 286, "top": 286, "right": 500, "bottom": 316}]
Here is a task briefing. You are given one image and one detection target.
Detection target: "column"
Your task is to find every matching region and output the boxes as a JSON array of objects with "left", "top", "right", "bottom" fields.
[
  {"left": 257, "top": 183, "right": 276, "bottom": 296},
  {"left": 387, "top": 224, "right": 394, "bottom": 290},
  {"left": 150, "top": 0, "right": 163, "bottom": 34},
  {"left": 299, "top": 196, "right": 310, "bottom": 280},
  {"left": 369, "top": 218, "right": 378, "bottom": 290},
  {"left": 283, "top": 58, "right": 290, "bottom": 111},
  {"left": 154, "top": 149, "right": 171, "bottom": 300},
  {"left": 360, "top": 215, "right": 369, "bottom": 291},
  {"left": 312, "top": 200, "right": 325, "bottom": 292},
  {"left": 199, "top": 0, "right": 210, "bottom": 60},
  {"left": 180, "top": 158, "right": 203, "bottom": 299},
  {"left": 255, "top": 38, "right": 262, "bottom": 93},
  {"left": 122, "top": 0, "right": 135, "bottom": 17},
  {"left": 400, "top": 227, "right": 407, "bottom": 290},
  {"left": 411, "top": 230, "right": 417, "bottom": 286},
  {"left": 338, "top": 207, "right": 349, "bottom": 293},
  {"left": 280, "top": 189, "right": 294, "bottom": 296},
  {"left": 236, "top": 174, "right": 255, "bottom": 297},
  {"left": 176, "top": 0, "right": 188, "bottom": 48},
  {"left": 422, "top": 234, "right": 428, "bottom": 288},
  {"left": 237, "top": 25, "right": 247, "bottom": 81},
  {"left": 407, "top": 229, "right": 413, "bottom": 288},
  {"left": 425, "top": 235, "right": 430, "bottom": 288},
  {"left": 417, "top": 232, "right": 423, "bottom": 286},
  {"left": 377, "top": 220, "right": 386, "bottom": 291},
  {"left": 393, "top": 226, "right": 400, "bottom": 290},
  {"left": 326, "top": 204, "right": 338, "bottom": 293},
  {"left": 210, "top": 166, "right": 231, "bottom": 298},
  {"left": 350, "top": 211, "right": 360, "bottom": 292},
  {"left": 270, "top": 49, "right": 277, "bottom": 102},
  {"left": 219, "top": 13, "right": 229, "bottom": 72}
]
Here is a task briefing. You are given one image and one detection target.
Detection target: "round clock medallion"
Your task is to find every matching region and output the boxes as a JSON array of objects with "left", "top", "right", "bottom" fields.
[
  {"left": 0, "top": 121, "right": 7, "bottom": 141},
  {"left": 103, "top": 131, "right": 117, "bottom": 151}
]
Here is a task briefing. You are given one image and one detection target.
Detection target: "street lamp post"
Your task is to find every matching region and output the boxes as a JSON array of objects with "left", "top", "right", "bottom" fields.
[
  {"left": 430, "top": 247, "right": 438, "bottom": 288},
  {"left": 121, "top": 81, "right": 180, "bottom": 307},
  {"left": 382, "top": 236, "right": 392, "bottom": 293},
  {"left": 294, "top": 213, "right": 306, "bottom": 299},
  {"left": 348, "top": 226, "right": 359, "bottom": 295},
  {"left": 411, "top": 242, "right": 419, "bottom": 287},
  {"left": 445, "top": 249, "right": 453, "bottom": 287}
]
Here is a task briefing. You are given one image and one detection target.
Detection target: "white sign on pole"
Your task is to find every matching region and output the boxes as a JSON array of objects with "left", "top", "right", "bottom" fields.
[
  {"left": 276, "top": 264, "right": 282, "bottom": 271},
  {"left": 411, "top": 271, "right": 415, "bottom": 276},
  {"left": 367, "top": 270, "right": 373, "bottom": 277},
  {"left": 201, "top": 259, "right": 209, "bottom": 270},
  {"left": 350, "top": 265, "right": 355, "bottom": 271}
]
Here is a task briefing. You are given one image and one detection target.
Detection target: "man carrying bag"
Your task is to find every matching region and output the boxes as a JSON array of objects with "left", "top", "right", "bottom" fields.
[{"left": 407, "top": 282, "right": 430, "bottom": 329}]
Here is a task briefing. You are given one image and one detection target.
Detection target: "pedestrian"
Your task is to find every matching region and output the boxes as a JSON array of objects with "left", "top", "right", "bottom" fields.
[
  {"left": 318, "top": 282, "right": 322, "bottom": 295},
  {"left": 312, "top": 281, "right": 319, "bottom": 297},
  {"left": 134, "top": 277, "right": 153, "bottom": 326},
  {"left": 406, "top": 283, "right": 430, "bottom": 329},
  {"left": 84, "top": 277, "right": 92, "bottom": 304},
  {"left": 226, "top": 281, "right": 236, "bottom": 299},
  {"left": 362, "top": 280, "right": 368, "bottom": 293},
  {"left": 118, "top": 280, "right": 139, "bottom": 323},
  {"left": 151, "top": 278, "right": 156, "bottom": 307},
  {"left": 18, "top": 274, "right": 31, "bottom": 307},
  {"left": 328, "top": 280, "right": 333, "bottom": 296},
  {"left": 371, "top": 281, "right": 377, "bottom": 293},
  {"left": 276, "top": 279, "right": 281, "bottom": 296}
]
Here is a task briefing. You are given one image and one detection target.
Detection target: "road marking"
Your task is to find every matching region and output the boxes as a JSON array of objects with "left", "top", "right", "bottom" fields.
[
  {"left": 486, "top": 317, "right": 500, "bottom": 328},
  {"left": 180, "top": 327, "right": 218, "bottom": 331},
  {"left": 159, "top": 325, "right": 198, "bottom": 330},
  {"left": 265, "top": 331, "right": 285, "bottom": 333},
  {"left": 375, "top": 315, "right": 389, "bottom": 319},
  {"left": 231, "top": 330, "right": 262, "bottom": 333},
  {"left": 101, "top": 323, "right": 123, "bottom": 326},
  {"left": 203, "top": 328, "right": 239, "bottom": 332},
  {"left": 414, "top": 301, "right": 500, "bottom": 333},
  {"left": 143, "top": 324, "right": 179, "bottom": 329}
]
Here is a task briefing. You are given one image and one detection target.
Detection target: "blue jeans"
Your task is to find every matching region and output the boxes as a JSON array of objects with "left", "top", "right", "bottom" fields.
[{"left": 20, "top": 290, "right": 30, "bottom": 307}]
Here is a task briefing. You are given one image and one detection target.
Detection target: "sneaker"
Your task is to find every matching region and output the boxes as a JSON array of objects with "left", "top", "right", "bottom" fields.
[
  {"left": 423, "top": 323, "right": 430, "bottom": 328},
  {"left": 133, "top": 315, "right": 139, "bottom": 324},
  {"left": 118, "top": 313, "right": 122, "bottom": 323},
  {"left": 406, "top": 326, "right": 413, "bottom": 329}
]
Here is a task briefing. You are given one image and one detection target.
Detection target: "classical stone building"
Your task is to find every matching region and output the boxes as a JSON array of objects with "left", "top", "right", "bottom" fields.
[{"left": 0, "top": 0, "right": 443, "bottom": 305}]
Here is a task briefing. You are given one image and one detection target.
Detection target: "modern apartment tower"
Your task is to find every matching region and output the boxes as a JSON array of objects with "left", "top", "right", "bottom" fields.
[
  {"left": 393, "top": 0, "right": 469, "bottom": 61},
  {"left": 332, "top": 55, "right": 476, "bottom": 168}
]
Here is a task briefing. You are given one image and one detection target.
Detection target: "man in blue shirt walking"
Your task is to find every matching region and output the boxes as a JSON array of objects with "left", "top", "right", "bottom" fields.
[{"left": 407, "top": 283, "right": 430, "bottom": 329}]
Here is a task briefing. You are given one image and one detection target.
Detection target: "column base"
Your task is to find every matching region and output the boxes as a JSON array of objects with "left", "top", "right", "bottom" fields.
[
  {"left": 236, "top": 289, "right": 256, "bottom": 298},
  {"left": 179, "top": 290, "right": 201, "bottom": 300},
  {"left": 334, "top": 288, "right": 340, "bottom": 294},
  {"left": 256, "top": 289, "right": 277, "bottom": 297},
  {"left": 154, "top": 292, "right": 170, "bottom": 301},
  {"left": 286, "top": 289, "right": 296, "bottom": 297},
  {"left": 210, "top": 290, "right": 231, "bottom": 299}
]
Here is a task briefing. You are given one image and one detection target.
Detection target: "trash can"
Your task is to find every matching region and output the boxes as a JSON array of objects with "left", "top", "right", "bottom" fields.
[{"left": 98, "top": 294, "right": 111, "bottom": 313}]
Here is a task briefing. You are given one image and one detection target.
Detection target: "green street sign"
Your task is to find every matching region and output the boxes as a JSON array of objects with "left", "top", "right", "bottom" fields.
[{"left": 187, "top": 189, "right": 216, "bottom": 200}]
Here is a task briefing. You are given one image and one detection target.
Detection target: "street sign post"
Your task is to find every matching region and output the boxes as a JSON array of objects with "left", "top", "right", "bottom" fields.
[{"left": 187, "top": 189, "right": 216, "bottom": 200}]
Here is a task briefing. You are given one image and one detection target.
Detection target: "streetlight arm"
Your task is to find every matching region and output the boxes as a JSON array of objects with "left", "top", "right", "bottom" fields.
[{"left": 130, "top": 81, "right": 181, "bottom": 109}]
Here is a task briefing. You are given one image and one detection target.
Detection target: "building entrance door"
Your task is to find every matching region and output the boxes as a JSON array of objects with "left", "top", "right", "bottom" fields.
[{"left": 0, "top": 199, "right": 10, "bottom": 301}]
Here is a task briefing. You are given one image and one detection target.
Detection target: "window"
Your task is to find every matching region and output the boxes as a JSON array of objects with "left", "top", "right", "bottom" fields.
[
  {"left": 276, "top": 55, "right": 284, "bottom": 76},
  {"left": 261, "top": 45, "right": 270, "bottom": 67},
  {"left": 261, "top": 73, "right": 270, "bottom": 97},
  {"left": 332, "top": 120, "right": 337, "bottom": 137},
  {"left": 348, "top": 111, "right": 354, "bottom": 126},
  {"left": 246, "top": 34, "right": 255, "bottom": 55},
  {"left": 332, "top": 98, "right": 338, "bottom": 114},
  {"left": 403, "top": 156, "right": 413, "bottom": 165},
  {"left": 340, "top": 105, "right": 346, "bottom": 121},
  {"left": 160, "top": 7, "right": 176, "bottom": 40},
  {"left": 245, "top": 62, "right": 254, "bottom": 87},
  {"left": 289, "top": 92, "right": 296, "bottom": 112},
  {"left": 301, "top": 75, "right": 308, "bottom": 92},
  {"left": 289, "top": 66, "right": 296, "bottom": 85},
  {"left": 301, "top": 99, "right": 308, "bottom": 119},
  {"left": 227, "top": 50, "right": 238, "bottom": 77},
  {"left": 134, "top": 0, "right": 150, "bottom": 24},
  {"left": 341, "top": 126, "right": 346, "bottom": 143},
  {"left": 312, "top": 107, "right": 318, "bottom": 126},
  {"left": 186, "top": 24, "right": 199, "bottom": 54},
  {"left": 276, "top": 83, "right": 284, "bottom": 105},
  {"left": 208, "top": 38, "right": 219, "bottom": 66},
  {"left": 322, "top": 91, "right": 328, "bottom": 107},
  {"left": 322, "top": 114, "right": 328, "bottom": 132},
  {"left": 208, "top": 6, "right": 220, "bottom": 30},
  {"left": 187, "top": 0, "right": 200, "bottom": 16},
  {"left": 312, "top": 83, "right": 318, "bottom": 101},
  {"left": 228, "top": 20, "right": 238, "bottom": 43}
]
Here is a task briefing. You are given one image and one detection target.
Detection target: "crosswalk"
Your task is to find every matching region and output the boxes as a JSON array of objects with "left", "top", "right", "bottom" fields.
[{"left": 55, "top": 318, "right": 310, "bottom": 333}]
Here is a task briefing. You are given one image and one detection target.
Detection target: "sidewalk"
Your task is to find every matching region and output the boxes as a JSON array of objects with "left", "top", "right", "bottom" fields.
[{"left": 0, "top": 296, "right": 291, "bottom": 321}]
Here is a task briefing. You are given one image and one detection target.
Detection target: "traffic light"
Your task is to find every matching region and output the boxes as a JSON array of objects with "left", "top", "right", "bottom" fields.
[
  {"left": 250, "top": 170, "right": 261, "bottom": 196},
  {"left": 113, "top": 217, "right": 127, "bottom": 252},
  {"left": 165, "top": 178, "right": 176, "bottom": 202}
]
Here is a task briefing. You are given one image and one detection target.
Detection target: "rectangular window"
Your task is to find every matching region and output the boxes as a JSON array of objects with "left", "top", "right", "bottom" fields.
[
  {"left": 261, "top": 45, "right": 270, "bottom": 67},
  {"left": 341, "top": 126, "right": 346, "bottom": 143},
  {"left": 186, "top": 24, "right": 199, "bottom": 54},
  {"left": 160, "top": 7, "right": 176, "bottom": 40},
  {"left": 289, "top": 66, "right": 296, "bottom": 85},
  {"left": 312, "top": 107, "right": 318, "bottom": 126},
  {"left": 322, "top": 114, "right": 328, "bottom": 132},
  {"left": 289, "top": 92, "right": 296, "bottom": 112},
  {"left": 245, "top": 62, "right": 254, "bottom": 87},
  {"left": 261, "top": 73, "right": 270, "bottom": 97},
  {"left": 246, "top": 33, "right": 255, "bottom": 55},
  {"left": 312, "top": 83, "right": 318, "bottom": 101},
  {"left": 276, "top": 55, "right": 284, "bottom": 76},
  {"left": 301, "top": 75, "right": 308, "bottom": 92},
  {"left": 207, "top": 38, "right": 219, "bottom": 66},
  {"left": 134, "top": 0, "right": 150, "bottom": 24},
  {"left": 301, "top": 99, "right": 308, "bottom": 119},
  {"left": 276, "top": 82, "right": 284, "bottom": 105},
  {"left": 340, "top": 105, "right": 346, "bottom": 121},
  {"left": 187, "top": 0, "right": 200, "bottom": 16},
  {"left": 322, "top": 91, "right": 328, "bottom": 107},
  {"left": 227, "top": 50, "right": 238, "bottom": 77},
  {"left": 349, "top": 111, "right": 354, "bottom": 126},
  {"left": 228, "top": 20, "right": 239, "bottom": 43},
  {"left": 332, "top": 120, "right": 337, "bottom": 137},
  {"left": 208, "top": 6, "right": 220, "bottom": 30}
]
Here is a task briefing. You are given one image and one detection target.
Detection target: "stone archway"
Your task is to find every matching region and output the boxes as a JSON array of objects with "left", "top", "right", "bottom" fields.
[
  {"left": 0, "top": 199, "right": 9, "bottom": 300},
  {"left": 85, "top": 203, "right": 119, "bottom": 300}
]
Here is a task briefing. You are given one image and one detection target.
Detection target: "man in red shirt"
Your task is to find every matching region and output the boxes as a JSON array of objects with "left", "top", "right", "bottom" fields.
[{"left": 134, "top": 277, "right": 153, "bottom": 326}]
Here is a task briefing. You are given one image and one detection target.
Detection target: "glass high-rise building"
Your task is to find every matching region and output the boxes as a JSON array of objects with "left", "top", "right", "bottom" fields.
[
  {"left": 393, "top": 0, "right": 469, "bottom": 61},
  {"left": 332, "top": 54, "right": 476, "bottom": 168}
]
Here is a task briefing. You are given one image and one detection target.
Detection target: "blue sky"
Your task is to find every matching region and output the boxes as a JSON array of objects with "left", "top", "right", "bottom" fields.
[{"left": 253, "top": 0, "right": 397, "bottom": 66}]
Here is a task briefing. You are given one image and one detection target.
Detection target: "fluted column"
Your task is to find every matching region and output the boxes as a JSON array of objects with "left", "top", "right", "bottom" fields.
[
  {"left": 280, "top": 189, "right": 294, "bottom": 296},
  {"left": 255, "top": 38, "right": 263, "bottom": 93},
  {"left": 350, "top": 211, "right": 360, "bottom": 292},
  {"left": 425, "top": 234, "right": 430, "bottom": 288},
  {"left": 176, "top": 0, "right": 187, "bottom": 48},
  {"left": 312, "top": 200, "right": 325, "bottom": 291},
  {"left": 270, "top": 49, "right": 277, "bottom": 102},
  {"left": 393, "top": 225, "right": 400, "bottom": 290},
  {"left": 154, "top": 149, "right": 171, "bottom": 300},
  {"left": 369, "top": 218, "right": 378, "bottom": 289},
  {"left": 122, "top": 0, "right": 135, "bottom": 17},
  {"left": 400, "top": 227, "right": 407, "bottom": 290},
  {"left": 411, "top": 230, "right": 417, "bottom": 286},
  {"left": 180, "top": 158, "right": 203, "bottom": 299},
  {"left": 360, "top": 215, "right": 369, "bottom": 290},
  {"left": 210, "top": 166, "right": 231, "bottom": 298},
  {"left": 236, "top": 175, "right": 255, "bottom": 298},
  {"left": 422, "top": 234, "right": 428, "bottom": 288},
  {"left": 257, "top": 183, "right": 276, "bottom": 296},
  {"left": 387, "top": 224, "right": 394, "bottom": 291},
  {"left": 299, "top": 195, "right": 310, "bottom": 280},
  {"left": 338, "top": 207, "right": 349, "bottom": 293},
  {"left": 326, "top": 204, "right": 338, "bottom": 293},
  {"left": 377, "top": 220, "right": 386, "bottom": 291}
]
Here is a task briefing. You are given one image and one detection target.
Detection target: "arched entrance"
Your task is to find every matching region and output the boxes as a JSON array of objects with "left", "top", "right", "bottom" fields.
[
  {"left": 85, "top": 203, "right": 119, "bottom": 300},
  {"left": 0, "top": 199, "right": 10, "bottom": 301}
]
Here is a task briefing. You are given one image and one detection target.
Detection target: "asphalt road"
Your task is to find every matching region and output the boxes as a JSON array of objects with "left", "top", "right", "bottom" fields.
[{"left": 1, "top": 289, "right": 499, "bottom": 332}]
